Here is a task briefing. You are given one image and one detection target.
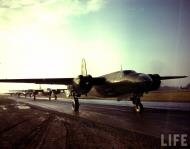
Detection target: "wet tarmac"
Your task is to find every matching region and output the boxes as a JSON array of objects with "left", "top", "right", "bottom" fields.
[
  {"left": 0, "top": 96, "right": 163, "bottom": 148},
  {"left": 8, "top": 96, "right": 190, "bottom": 141}
]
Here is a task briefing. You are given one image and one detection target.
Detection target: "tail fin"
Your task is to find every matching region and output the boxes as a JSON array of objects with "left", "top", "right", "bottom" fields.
[{"left": 81, "top": 58, "right": 87, "bottom": 76}]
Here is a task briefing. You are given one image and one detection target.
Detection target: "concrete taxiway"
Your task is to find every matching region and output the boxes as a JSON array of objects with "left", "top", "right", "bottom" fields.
[
  {"left": 8, "top": 96, "right": 190, "bottom": 141},
  {"left": 1, "top": 96, "right": 164, "bottom": 148}
]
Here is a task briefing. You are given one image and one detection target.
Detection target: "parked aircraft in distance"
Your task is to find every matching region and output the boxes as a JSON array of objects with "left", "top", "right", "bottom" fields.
[
  {"left": 8, "top": 88, "right": 66, "bottom": 100},
  {"left": 0, "top": 59, "right": 187, "bottom": 112},
  {"left": 7, "top": 89, "right": 29, "bottom": 97}
]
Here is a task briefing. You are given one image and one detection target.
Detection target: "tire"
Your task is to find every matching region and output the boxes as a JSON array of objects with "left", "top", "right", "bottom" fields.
[
  {"left": 72, "top": 99, "right": 79, "bottom": 112},
  {"left": 135, "top": 102, "right": 144, "bottom": 113}
]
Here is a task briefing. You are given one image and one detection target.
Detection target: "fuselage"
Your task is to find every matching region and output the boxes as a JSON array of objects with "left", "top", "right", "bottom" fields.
[{"left": 89, "top": 70, "right": 153, "bottom": 98}]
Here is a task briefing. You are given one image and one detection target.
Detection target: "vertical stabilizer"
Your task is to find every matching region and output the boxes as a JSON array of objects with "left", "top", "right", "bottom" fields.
[{"left": 81, "top": 58, "right": 87, "bottom": 76}]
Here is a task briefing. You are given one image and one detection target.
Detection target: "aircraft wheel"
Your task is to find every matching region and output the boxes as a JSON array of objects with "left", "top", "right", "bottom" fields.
[
  {"left": 72, "top": 98, "right": 79, "bottom": 112},
  {"left": 135, "top": 102, "right": 144, "bottom": 113}
]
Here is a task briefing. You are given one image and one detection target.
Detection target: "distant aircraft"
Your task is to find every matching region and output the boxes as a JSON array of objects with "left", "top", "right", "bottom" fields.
[
  {"left": 0, "top": 59, "right": 187, "bottom": 112},
  {"left": 8, "top": 88, "right": 66, "bottom": 100},
  {"left": 8, "top": 89, "right": 43, "bottom": 99},
  {"left": 38, "top": 88, "right": 66, "bottom": 100},
  {"left": 7, "top": 89, "right": 27, "bottom": 97}
]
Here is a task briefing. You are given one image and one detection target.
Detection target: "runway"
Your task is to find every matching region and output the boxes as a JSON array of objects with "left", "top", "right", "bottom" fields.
[{"left": 8, "top": 96, "right": 190, "bottom": 140}]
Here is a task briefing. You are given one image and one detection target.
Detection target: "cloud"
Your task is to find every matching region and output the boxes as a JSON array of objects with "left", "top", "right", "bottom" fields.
[
  {"left": 68, "top": 0, "right": 106, "bottom": 15},
  {"left": 0, "top": 0, "right": 109, "bottom": 77},
  {"left": 0, "top": 0, "right": 106, "bottom": 15},
  {"left": 0, "top": 0, "right": 107, "bottom": 29},
  {"left": 0, "top": 0, "right": 39, "bottom": 9}
]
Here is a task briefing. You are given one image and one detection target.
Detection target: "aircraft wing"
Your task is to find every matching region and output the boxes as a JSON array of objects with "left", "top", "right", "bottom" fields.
[
  {"left": 0, "top": 78, "right": 74, "bottom": 85},
  {"left": 160, "top": 76, "right": 188, "bottom": 80},
  {"left": 0, "top": 77, "right": 106, "bottom": 85}
]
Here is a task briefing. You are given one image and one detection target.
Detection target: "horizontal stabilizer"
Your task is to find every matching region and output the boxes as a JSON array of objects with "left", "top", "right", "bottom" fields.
[{"left": 160, "top": 76, "right": 188, "bottom": 80}]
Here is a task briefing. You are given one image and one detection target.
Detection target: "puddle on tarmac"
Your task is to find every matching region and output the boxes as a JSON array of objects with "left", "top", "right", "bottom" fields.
[
  {"left": 15, "top": 103, "right": 31, "bottom": 110},
  {"left": 17, "top": 105, "right": 31, "bottom": 109}
]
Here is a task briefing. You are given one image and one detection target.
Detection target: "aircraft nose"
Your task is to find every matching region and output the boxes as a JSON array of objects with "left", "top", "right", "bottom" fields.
[{"left": 137, "top": 74, "right": 152, "bottom": 87}]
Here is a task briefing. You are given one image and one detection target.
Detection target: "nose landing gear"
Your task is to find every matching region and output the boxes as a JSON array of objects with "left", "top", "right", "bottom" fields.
[
  {"left": 131, "top": 95, "right": 144, "bottom": 113},
  {"left": 72, "top": 97, "right": 80, "bottom": 112},
  {"left": 135, "top": 102, "right": 144, "bottom": 113}
]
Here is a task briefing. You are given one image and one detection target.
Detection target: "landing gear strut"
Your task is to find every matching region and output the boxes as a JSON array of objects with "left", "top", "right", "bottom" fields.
[
  {"left": 54, "top": 94, "right": 57, "bottom": 100},
  {"left": 48, "top": 91, "right": 52, "bottom": 101},
  {"left": 53, "top": 91, "right": 57, "bottom": 100},
  {"left": 131, "top": 96, "right": 144, "bottom": 113},
  {"left": 33, "top": 94, "right": 36, "bottom": 101},
  {"left": 72, "top": 97, "right": 80, "bottom": 112}
]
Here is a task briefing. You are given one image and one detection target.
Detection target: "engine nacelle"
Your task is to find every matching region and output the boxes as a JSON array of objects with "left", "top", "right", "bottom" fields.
[
  {"left": 148, "top": 74, "right": 161, "bottom": 91},
  {"left": 72, "top": 75, "right": 93, "bottom": 96}
]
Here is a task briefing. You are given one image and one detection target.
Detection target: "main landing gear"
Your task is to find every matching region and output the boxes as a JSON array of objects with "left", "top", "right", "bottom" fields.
[
  {"left": 33, "top": 94, "right": 36, "bottom": 101},
  {"left": 131, "top": 95, "right": 144, "bottom": 113},
  {"left": 72, "top": 97, "right": 80, "bottom": 112},
  {"left": 48, "top": 91, "right": 57, "bottom": 101}
]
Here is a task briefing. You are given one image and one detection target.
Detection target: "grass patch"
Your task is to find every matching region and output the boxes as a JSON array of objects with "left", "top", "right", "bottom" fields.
[{"left": 142, "top": 90, "right": 190, "bottom": 102}]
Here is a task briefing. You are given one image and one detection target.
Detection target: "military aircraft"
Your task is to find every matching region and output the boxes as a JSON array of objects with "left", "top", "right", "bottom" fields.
[
  {"left": 0, "top": 59, "right": 187, "bottom": 112},
  {"left": 7, "top": 89, "right": 27, "bottom": 97},
  {"left": 7, "top": 89, "right": 42, "bottom": 99},
  {"left": 38, "top": 88, "right": 66, "bottom": 100},
  {"left": 7, "top": 88, "right": 66, "bottom": 100}
]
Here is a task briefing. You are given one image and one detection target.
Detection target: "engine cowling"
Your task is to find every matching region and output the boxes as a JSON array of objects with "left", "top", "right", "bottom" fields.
[
  {"left": 72, "top": 75, "right": 93, "bottom": 96},
  {"left": 148, "top": 74, "right": 161, "bottom": 91}
]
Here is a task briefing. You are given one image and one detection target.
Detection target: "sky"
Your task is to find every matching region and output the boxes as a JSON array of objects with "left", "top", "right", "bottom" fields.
[{"left": 0, "top": 0, "right": 190, "bottom": 92}]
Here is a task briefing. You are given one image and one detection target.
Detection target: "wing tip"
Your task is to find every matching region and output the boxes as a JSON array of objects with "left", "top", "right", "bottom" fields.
[{"left": 160, "top": 75, "right": 188, "bottom": 80}]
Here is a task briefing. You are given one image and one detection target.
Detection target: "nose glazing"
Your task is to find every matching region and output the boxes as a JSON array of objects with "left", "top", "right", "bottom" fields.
[{"left": 137, "top": 74, "right": 152, "bottom": 87}]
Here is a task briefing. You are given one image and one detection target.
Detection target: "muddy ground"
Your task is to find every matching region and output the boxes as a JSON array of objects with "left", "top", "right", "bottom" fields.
[{"left": 0, "top": 95, "right": 170, "bottom": 149}]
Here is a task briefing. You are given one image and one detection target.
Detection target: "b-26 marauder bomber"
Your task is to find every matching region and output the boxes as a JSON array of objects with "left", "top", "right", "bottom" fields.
[
  {"left": 7, "top": 89, "right": 30, "bottom": 97},
  {"left": 7, "top": 88, "right": 66, "bottom": 100},
  {"left": 0, "top": 59, "right": 187, "bottom": 113}
]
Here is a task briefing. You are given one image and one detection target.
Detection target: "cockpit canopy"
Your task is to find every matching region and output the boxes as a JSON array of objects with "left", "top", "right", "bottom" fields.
[{"left": 123, "top": 70, "right": 136, "bottom": 75}]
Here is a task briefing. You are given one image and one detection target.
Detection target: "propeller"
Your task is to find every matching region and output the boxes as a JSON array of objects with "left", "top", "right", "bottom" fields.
[
  {"left": 72, "top": 59, "right": 105, "bottom": 96},
  {"left": 73, "top": 59, "right": 93, "bottom": 95}
]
